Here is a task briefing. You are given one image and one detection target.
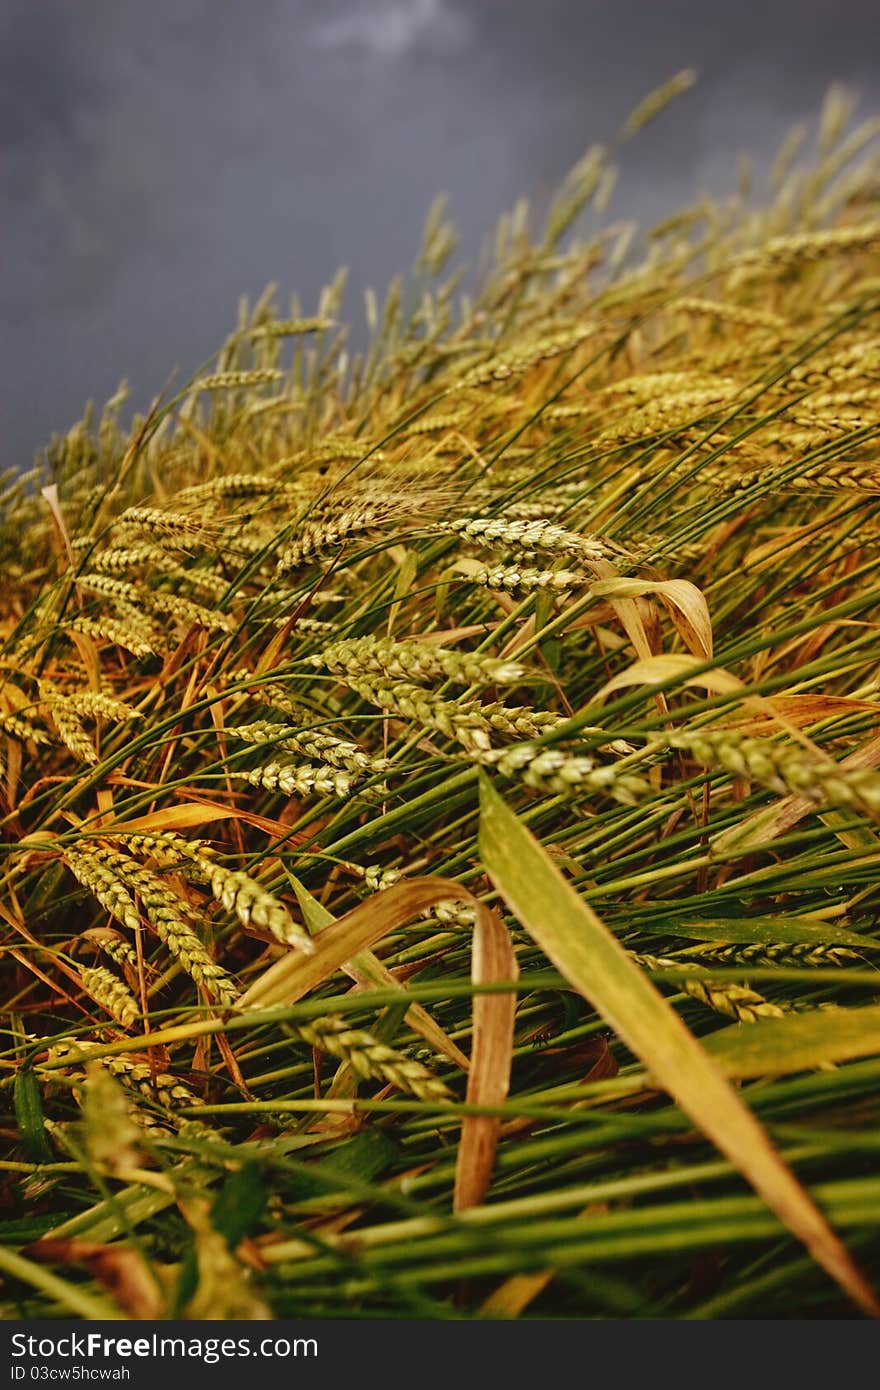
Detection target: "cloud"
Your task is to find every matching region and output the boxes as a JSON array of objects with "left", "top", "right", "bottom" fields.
[{"left": 311, "top": 0, "right": 470, "bottom": 61}]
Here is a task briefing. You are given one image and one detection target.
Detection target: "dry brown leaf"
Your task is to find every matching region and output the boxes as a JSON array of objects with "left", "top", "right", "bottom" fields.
[
  {"left": 724, "top": 693, "right": 880, "bottom": 733},
  {"left": 41, "top": 484, "right": 77, "bottom": 571},
  {"left": 26, "top": 1239, "right": 165, "bottom": 1319},
  {"left": 595, "top": 651, "right": 742, "bottom": 703},
  {"left": 588, "top": 558, "right": 657, "bottom": 661},
  {"left": 286, "top": 874, "right": 469, "bottom": 1072},
  {"left": 453, "top": 907, "right": 518, "bottom": 1213},
  {"left": 96, "top": 798, "right": 308, "bottom": 840},
  {"left": 238, "top": 876, "right": 484, "bottom": 1009},
  {"left": 591, "top": 576, "right": 713, "bottom": 658}
]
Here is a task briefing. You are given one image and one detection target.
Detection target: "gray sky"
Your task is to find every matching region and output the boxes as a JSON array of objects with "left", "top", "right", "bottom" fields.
[{"left": 2, "top": 0, "right": 878, "bottom": 467}]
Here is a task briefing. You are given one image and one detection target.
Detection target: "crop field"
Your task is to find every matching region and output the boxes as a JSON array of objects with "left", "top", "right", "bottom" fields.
[{"left": 2, "top": 83, "right": 880, "bottom": 1320}]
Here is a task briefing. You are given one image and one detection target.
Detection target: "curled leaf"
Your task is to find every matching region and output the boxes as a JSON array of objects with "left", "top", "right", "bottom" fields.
[{"left": 453, "top": 908, "right": 518, "bottom": 1213}]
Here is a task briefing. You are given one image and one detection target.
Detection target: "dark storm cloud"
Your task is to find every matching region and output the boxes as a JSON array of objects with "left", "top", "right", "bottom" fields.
[{"left": 1, "top": 0, "right": 878, "bottom": 467}]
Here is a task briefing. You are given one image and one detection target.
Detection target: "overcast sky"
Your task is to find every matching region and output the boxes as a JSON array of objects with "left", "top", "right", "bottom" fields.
[{"left": 2, "top": 0, "right": 878, "bottom": 466}]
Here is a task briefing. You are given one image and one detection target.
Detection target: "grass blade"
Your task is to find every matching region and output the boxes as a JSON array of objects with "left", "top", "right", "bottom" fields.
[
  {"left": 704, "top": 1003, "right": 880, "bottom": 1079},
  {"left": 477, "top": 771, "right": 880, "bottom": 1317}
]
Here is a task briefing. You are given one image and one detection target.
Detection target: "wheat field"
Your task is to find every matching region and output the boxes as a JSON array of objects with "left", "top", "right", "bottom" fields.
[{"left": 2, "top": 82, "right": 880, "bottom": 1320}]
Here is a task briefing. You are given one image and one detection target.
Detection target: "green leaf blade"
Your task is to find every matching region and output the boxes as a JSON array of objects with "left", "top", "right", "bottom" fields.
[{"left": 477, "top": 771, "right": 880, "bottom": 1318}]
